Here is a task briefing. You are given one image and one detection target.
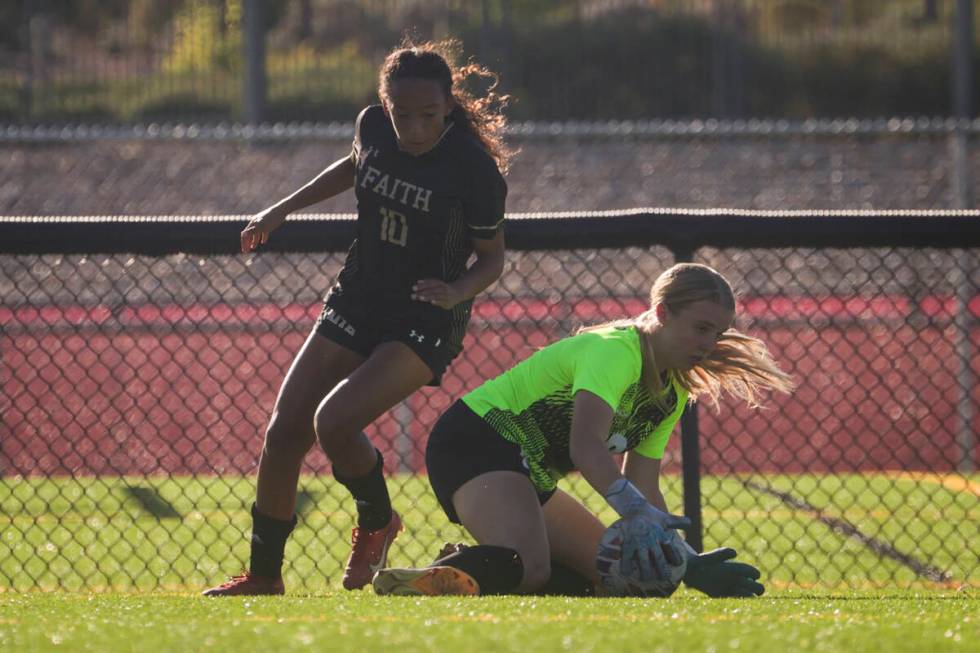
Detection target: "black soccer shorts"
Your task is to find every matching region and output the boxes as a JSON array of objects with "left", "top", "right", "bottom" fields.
[
  {"left": 426, "top": 400, "right": 556, "bottom": 523},
  {"left": 313, "top": 288, "right": 462, "bottom": 386}
]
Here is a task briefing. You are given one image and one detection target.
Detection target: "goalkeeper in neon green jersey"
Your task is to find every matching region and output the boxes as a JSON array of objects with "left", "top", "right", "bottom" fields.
[{"left": 373, "top": 263, "right": 795, "bottom": 597}]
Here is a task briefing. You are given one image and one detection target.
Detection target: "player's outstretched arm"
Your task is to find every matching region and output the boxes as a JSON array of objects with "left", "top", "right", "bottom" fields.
[
  {"left": 622, "top": 452, "right": 671, "bottom": 512},
  {"left": 568, "top": 390, "right": 630, "bottom": 497},
  {"left": 241, "top": 156, "right": 356, "bottom": 253},
  {"left": 569, "top": 391, "right": 688, "bottom": 582}
]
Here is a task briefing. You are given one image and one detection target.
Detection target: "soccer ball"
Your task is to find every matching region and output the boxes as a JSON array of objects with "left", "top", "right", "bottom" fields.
[{"left": 595, "top": 518, "right": 688, "bottom": 597}]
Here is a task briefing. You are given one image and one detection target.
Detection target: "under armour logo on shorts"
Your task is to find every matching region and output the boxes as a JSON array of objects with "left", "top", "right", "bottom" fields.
[
  {"left": 409, "top": 329, "right": 425, "bottom": 343},
  {"left": 323, "top": 307, "right": 356, "bottom": 336}
]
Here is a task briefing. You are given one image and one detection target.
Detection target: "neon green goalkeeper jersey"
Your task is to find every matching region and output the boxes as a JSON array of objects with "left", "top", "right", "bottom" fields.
[{"left": 462, "top": 325, "right": 688, "bottom": 492}]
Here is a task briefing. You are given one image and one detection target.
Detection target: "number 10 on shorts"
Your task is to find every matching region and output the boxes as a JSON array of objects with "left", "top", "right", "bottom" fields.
[{"left": 380, "top": 207, "right": 408, "bottom": 246}]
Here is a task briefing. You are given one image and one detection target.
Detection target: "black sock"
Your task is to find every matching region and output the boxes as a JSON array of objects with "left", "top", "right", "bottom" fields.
[
  {"left": 333, "top": 449, "right": 392, "bottom": 531},
  {"left": 248, "top": 503, "right": 297, "bottom": 578},
  {"left": 538, "top": 561, "right": 596, "bottom": 597},
  {"left": 434, "top": 544, "right": 524, "bottom": 595}
]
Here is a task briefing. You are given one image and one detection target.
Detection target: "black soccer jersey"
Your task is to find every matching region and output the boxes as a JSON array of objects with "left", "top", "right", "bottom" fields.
[{"left": 334, "top": 104, "right": 507, "bottom": 328}]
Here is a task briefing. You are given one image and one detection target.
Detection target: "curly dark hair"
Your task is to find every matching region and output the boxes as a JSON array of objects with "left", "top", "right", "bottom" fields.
[{"left": 378, "top": 39, "right": 516, "bottom": 174}]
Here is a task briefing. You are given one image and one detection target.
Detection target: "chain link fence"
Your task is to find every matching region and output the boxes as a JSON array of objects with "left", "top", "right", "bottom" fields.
[{"left": 1, "top": 213, "right": 977, "bottom": 591}]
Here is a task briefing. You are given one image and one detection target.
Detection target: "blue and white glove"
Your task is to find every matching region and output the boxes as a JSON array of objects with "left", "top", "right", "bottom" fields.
[{"left": 603, "top": 479, "right": 691, "bottom": 582}]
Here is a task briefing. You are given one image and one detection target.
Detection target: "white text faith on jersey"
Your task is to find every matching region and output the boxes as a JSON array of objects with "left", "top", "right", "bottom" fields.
[{"left": 360, "top": 165, "right": 432, "bottom": 213}]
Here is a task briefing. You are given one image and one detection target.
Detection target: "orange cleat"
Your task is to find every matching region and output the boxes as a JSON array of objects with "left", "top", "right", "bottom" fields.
[
  {"left": 372, "top": 565, "right": 480, "bottom": 596},
  {"left": 202, "top": 571, "right": 285, "bottom": 597},
  {"left": 342, "top": 510, "right": 403, "bottom": 590}
]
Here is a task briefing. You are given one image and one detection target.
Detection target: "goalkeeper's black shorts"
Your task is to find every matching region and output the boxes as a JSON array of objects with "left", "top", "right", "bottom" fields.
[{"left": 426, "top": 400, "right": 556, "bottom": 524}]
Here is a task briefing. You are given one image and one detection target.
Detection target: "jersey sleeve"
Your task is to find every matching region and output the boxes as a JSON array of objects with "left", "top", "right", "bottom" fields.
[
  {"left": 632, "top": 382, "right": 688, "bottom": 459},
  {"left": 570, "top": 334, "right": 642, "bottom": 412},
  {"left": 463, "top": 151, "right": 507, "bottom": 240}
]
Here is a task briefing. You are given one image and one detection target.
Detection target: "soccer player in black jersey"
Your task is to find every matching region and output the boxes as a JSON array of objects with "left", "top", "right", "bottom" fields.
[{"left": 204, "top": 41, "right": 514, "bottom": 596}]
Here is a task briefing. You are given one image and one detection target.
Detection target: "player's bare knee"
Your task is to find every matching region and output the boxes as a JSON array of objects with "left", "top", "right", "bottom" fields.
[
  {"left": 313, "top": 404, "right": 356, "bottom": 459},
  {"left": 263, "top": 414, "right": 315, "bottom": 462}
]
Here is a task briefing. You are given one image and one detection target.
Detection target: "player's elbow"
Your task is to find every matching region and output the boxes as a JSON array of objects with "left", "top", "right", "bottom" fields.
[
  {"left": 480, "top": 248, "right": 505, "bottom": 281},
  {"left": 473, "top": 238, "right": 505, "bottom": 279},
  {"left": 568, "top": 432, "right": 602, "bottom": 473}
]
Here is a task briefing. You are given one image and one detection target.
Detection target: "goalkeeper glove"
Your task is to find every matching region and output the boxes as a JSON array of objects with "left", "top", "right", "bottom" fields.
[
  {"left": 682, "top": 547, "right": 765, "bottom": 597},
  {"left": 604, "top": 479, "right": 690, "bottom": 581},
  {"left": 618, "top": 516, "right": 674, "bottom": 582}
]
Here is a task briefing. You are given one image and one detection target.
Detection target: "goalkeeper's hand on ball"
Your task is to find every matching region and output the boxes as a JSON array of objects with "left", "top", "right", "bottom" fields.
[
  {"left": 619, "top": 517, "right": 678, "bottom": 582},
  {"left": 603, "top": 479, "right": 690, "bottom": 582},
  {"left": 682, "top": 547, "right": 765, "bottom": 597}
]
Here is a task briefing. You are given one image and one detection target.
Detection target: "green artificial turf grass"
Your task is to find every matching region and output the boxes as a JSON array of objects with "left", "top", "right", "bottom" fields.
[{"left": 0, "top": 590, "right": 976, "bottom": 653}]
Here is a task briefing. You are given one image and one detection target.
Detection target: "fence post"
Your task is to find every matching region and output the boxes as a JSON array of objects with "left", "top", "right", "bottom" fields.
[
  {"left": 675, "top": 248, "right": 704, "bottom": 552},
  {"left": 951, "top": 0, "right": 973, "bottom": 210},
  {"left": 243, "top": 0, "right": 267, "bottom": 124},
  {"left": 953, "top": 248, "right": 975, "bottom": 473},
  {"left": 24, "top": 3, "right": 51, "bottom": 119},
  {"left": 680, "top": 403, "right": 703, "bottom": 552},
  {"left": 710, "top": 0, "right": 744, "bottom": 119},
  {"left": 952, "top": 0, "right": 975, "bottom": 472}
]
